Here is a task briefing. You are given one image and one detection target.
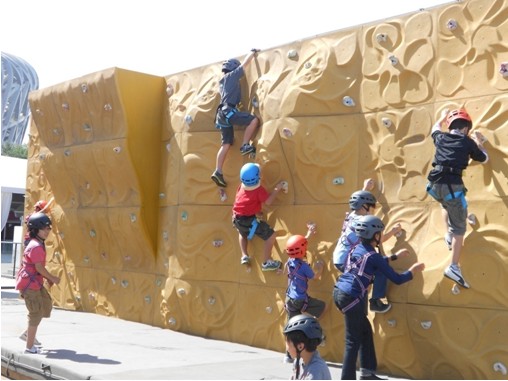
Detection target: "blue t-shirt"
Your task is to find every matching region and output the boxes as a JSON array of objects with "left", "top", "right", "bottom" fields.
[
  {"left": 219, "top": 66, "right": 244, "bottom": 107},
  {"left": 332, "top": 213, "right": 361, "bottom": 268},
  {"left": 293, "top": 351, "right": 332, "bottom": 380},
  {"left": 336, "top": 243, "right": 412, "bottom": 298},
  {"left": 286, "top": 258, "right": 314, "bottom": 300}
]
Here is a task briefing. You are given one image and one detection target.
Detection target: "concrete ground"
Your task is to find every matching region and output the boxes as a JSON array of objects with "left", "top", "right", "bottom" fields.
[{"left": 1, "top": 276, "right": 407, "bottom": 380}]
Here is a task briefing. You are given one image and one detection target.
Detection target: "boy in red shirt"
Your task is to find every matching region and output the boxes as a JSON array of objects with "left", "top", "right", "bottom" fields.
[{"left": 232, "top": 163, "right": 286, "bottom": 271}]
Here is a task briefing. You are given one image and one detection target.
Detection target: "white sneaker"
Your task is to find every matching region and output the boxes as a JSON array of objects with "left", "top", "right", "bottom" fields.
[
  {"left": 444, "top": 265, "right": 470, "bottom": 289},
  {"left": 240, "top": 255, "right": 251, "bottom": 265},
  {"left": 24, "top": 346, "right": 42, "bottom": 354},
  {"left": 19, "top": 331, "right": 42, "bottom": 346}
]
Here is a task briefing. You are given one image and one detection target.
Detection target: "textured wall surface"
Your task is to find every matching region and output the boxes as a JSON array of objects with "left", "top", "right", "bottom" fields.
[{"left": 27, "top": 0, "right": 507, "bottom": 379}]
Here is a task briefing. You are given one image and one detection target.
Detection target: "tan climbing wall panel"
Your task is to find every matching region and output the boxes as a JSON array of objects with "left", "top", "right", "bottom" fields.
[{"left": 26, "top": 0, "right": 508, "bottom": 379}]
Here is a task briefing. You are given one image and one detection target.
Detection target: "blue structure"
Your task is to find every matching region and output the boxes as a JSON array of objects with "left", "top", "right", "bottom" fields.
[{"left": 1, "top": 52, "right": 39, "bottom": 145}]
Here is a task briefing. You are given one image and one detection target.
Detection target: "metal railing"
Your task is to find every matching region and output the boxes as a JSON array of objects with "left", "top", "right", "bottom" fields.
[{"left": 1, "top": 241, "right": 22, "bottom": 278}]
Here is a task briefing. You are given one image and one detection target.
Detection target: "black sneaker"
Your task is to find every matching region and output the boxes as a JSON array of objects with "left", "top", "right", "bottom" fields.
[
  {"left": 369, "top": 298, "right": 392, "bottom": 313},
  {"left": 211, "top": 171, "right": 227, "bottom": 187},
  {"left": 360, "top": 374, "right": 386, "bottom": 380},
  {"left": 240, "top": 144, "right": 255, "bottom": 155}
]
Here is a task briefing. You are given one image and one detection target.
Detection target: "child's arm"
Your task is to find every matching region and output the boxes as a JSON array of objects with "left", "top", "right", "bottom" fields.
[
  {"left": 362, "top": 178, "right": 375, "bottom": 191},
  {"left": 35, "top": 262, "right": 60, "bottom": 286},
  {"left": 312, "top": 260, "right": 324, "bottom": 280},
  {"left": 241, "top": 49, "right": 259, "bottom": 68},
  {"left": 40, "top": 197, "right": 55, "bottom": 213},
  {"left": 264, "top": 181, "right": 286, "bottom": 206},
  {"left": 304, "top": 222, "right": 317, "bottom": 240},
  {"left": 432, "top": 108, "right": 449, "bottom": 134},
  {"left": 382, "top": 223, "right": 402, "bottom": 242}
]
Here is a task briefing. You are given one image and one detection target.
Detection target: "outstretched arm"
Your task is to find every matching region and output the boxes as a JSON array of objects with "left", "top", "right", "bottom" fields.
[
  {"left": 432, "top": 108, "right": 449, "bottom": 135},
  {"left": 241, "top": 49, "right": 260, "bottom": 68}
]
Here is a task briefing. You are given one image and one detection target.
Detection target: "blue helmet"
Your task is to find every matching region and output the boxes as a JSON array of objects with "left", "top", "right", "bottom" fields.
[
  {"left": 353, "top": 215, "right": 384, "bottom": 240},
  {"left": 240, "top": 163, "right": 260, "bottom": 187},
  {"left": 222, "top": 58, "right": 241, "bottom": 73}
]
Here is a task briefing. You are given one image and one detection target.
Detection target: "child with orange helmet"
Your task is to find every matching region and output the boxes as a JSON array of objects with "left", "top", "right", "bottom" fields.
[{"left": 426, "top": 108, "right": 488, "bottom": 289}]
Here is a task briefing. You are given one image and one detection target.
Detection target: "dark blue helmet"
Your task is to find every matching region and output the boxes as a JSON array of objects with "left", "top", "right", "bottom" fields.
[{"left": 222, "top": 58, "right": 241, "bottom": 73}]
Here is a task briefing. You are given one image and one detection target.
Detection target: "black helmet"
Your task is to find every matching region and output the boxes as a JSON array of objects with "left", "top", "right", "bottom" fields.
[
  {"left": 349, "top": 190, "right": 376, "bottom": 211},
  {"left": 353, "top": 215, "right": 384, "bottom": 240},
  {"left": 27, "top": 212, "right": 51, "bottom": 230},
  {"left": 283, "top": 314, "right": 323, "bottom": 343}
]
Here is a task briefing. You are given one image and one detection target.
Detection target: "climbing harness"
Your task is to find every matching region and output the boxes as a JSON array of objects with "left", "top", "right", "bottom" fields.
[
  {"left": 247, "top": 218, "right": 259, "bottom": 240},
  {"left": 339, "top": 250, "right": 376, "bottom": 313},
  {"left": 284, "top": 261, "right": 309, "bottom": 314},
  {"left": 215, "top": 103, "right": 237, "bottom": 129}
]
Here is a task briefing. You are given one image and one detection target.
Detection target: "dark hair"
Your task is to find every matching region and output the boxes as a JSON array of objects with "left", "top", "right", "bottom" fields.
[
  {"left": 285, "top": 330, "right": 320, "bottom": 352},
  {"left": 449, "top": 118, "right": 472, "bottom": 131}
]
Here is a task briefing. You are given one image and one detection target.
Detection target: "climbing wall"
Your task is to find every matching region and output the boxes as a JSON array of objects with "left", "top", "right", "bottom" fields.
[{"left": 26, "top": 0, "right": 508, "bottom": 379}]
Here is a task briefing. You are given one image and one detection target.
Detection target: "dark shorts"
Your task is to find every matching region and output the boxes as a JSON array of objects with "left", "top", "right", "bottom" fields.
[
  {"left": 233, "top": 215, "right": 274, "bottom": 241},
  {"left": 427, "top": 182, "right": 468, "bottom": 235},
  {"left": 217, "top": 108, "right": 256, "bottom": 145},
  {"left": 286, "top": 295, "right": 326, "bottom": 319},
  {"left": 23, "top": 287, "right": 53, "bottom": 326}
]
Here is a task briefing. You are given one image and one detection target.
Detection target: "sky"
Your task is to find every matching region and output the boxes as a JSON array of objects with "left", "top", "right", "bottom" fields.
[{"left": 2, "top": 0, "right": 450, "bottom": 89}]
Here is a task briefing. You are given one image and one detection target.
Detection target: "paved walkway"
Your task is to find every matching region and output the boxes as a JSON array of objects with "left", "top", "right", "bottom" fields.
[{"left": 1, "top": 277, "right": 407, "bottom": 380}]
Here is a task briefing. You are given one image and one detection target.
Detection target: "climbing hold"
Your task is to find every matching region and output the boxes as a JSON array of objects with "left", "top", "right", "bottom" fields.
[
  {"left": 251, "top": 96, "right": 259, "bottom": 108},
  {"left": 121, "top": 280, "right": 129, "bottom": 288},
  {"left": 82, "top": 123, "right": 92, "bottom": 131},
  {"left": 389, "top": 55, "right": 399, "bottom": 66},
  {"left": 208, "top": 296, "right": 216, "bottom": 305},
  {"left": 333, "top": 177, "right": 345, "bottom": 185},
  {"left": 101, "top": 252, "right": 107, "bottom": 260},
  {"left": 387, "top": 319, "right": 397, "bottom": 328},
  {"left": 155, "top": 278, "right": 162, "bottom": 287},
  {"left": 104, "top": 103, "right": 112, "bottom": 111},
  {"left": 64, "top": 149, "right": 71, "bottom": 157},
  {"left": 265, "top": 306, "right": 273, "bottom": 314},
  {"left": 168, "top": 317, "right": 176, "bottom": 326},
  {"left": 62, "top": 103, "right": 69, "bottom": 110},
  {"left": 113, "top": 146, "right": 121, "bottom": 153},
  {"left": 35, "top": 108, "right": 43, "bottom": 115},
  {"left": 130, "top": 213, "right": 137, "bottom": 223},
  {"left": 446, "top": 19, "right": 458, "bottom": 30},
  {"left": 123, "top": 255, "right": 131, "bottom": 261},
  {"left": 166, "top": 84, "right": 174, "bottom": 97},
  {"left": 177, "top": 288, "right": 186, "bottom": 295},
  {"left": 111, "top": 277, "right": 116, "bottom": 285},
  {"left": 184, "top": 115, "right": 193, "bottom": 125},
  {"left": 282, "top": 128, "right": 293, "bottom": 138},
  {"left": 83, "top": 256, "right": 89, "bottom": 264},
  {"left": 499, "top": 62, "right": 508, "bottom": 77},
  {"left": 159, "top": 192, "right": 166, "bottom": 199},
  {"left": 304, "top": 61, "right": 312, "bottom": 69},
  {"left": 166, "top": 143, "right": 171, "bottom": 152},
  {"left": 162, "top": 231, "right": 169, "bottom": 241},
  {"left": 52, "top": 129, "right": 60, "bottom": 135},
  {"left": 382, "top": 118, "right": 392, "bottom": 128},
  {"left": 467, "top": 213, "right": 476, "bottom": 225},
  {"left": 420, "top": 321, "right": 432, "bottom": 330},
  {"left": 342, "top": 96, "right": 355, "bottom": 107},
  {"left": 144, "top": 295, "right": 151, "bottom": 304},
  {"left": 89, "top": 229, "right": 96, "bottom": 238},
  {"left": 451, "top": 284, "right": 461, "bottom": 295},
  {"left": 88, "top": 292, "right": 95, "bottom": 301},
  {"left": 281, "top": 181, "right": 288, "bottom": 194},
  {"left": 80, "top": 83, "right": 88, "bottom": 93},
  {"left": 376, "top": 33, "right": 387, "bottom": 43},
  {"left": 181, "top": 211, "right": 188, "bottom": 221},
  {"left": 219, "top": 188, "right": 227, "bottom": 202},
  {"left": 212, "top": 240, "right": 223, "bottom": 248},
  {"left": 287, "top": 49, "right": 298, "bottom": 59},
  {"left": 493, "top": 362, "right": 507, "bottom": 376}
]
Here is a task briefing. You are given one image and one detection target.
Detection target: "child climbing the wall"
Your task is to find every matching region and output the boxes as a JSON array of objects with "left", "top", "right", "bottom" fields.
[
  {"left": 211, "top": 49, "right": 261, "bottom": 188},
  {"left": 332, "top": 179, "right": 403, "bottom": 314},
  {"left": 283, "top": 223, "right": 326, "bottom": 364},
  {"left": 232, "top": 163, "right": 286, "bottom": 271},
  {"left": 283, "top": 314, "right": 331, "bottom": 380},
  {"left": 426, "top": 108, "right": 488, "bottom": 289}
]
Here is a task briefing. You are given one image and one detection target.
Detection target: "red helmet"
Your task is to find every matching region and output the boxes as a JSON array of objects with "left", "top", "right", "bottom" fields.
[
  {"left": 446, "top": 109, "right": 472, "bottom": 130},
  {"left": 34, "top": 200, "right": 47, "bottom": 211},
  {"left": 286, "top": 235, "right": 308, "bottom": 258}
]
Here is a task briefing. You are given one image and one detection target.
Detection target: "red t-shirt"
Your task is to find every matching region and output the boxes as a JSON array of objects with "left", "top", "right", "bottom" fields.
[
  {"left": 232, "top": 185, "right": 270, "bottom": 216},
  {"left": 16, "top": 239, "right": 46, "bottom": 291}
]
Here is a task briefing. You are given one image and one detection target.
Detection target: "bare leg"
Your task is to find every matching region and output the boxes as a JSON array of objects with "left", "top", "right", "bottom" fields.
[
  {"left": 215, "top": 143, "right": 231, "bottom": 173},
  {"left": 242, "top": 117, "right": 259, "bottom": 146},
  {"left": 239, "top": 234, "right": 249, "bottom": 257},
  {"left": 263, "top": 232, "right": 276, "bottom": 263},
  {"left": 451, "top": 234, "right": 464, "bottom": 266},
  {"left": 26, "top": 325, "right": 37, "bottom": 349}
]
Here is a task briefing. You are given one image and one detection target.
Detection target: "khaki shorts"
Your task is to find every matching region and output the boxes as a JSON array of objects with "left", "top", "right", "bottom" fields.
[{"left": 22, "top": 288, "right": 53, "bottom": 326}]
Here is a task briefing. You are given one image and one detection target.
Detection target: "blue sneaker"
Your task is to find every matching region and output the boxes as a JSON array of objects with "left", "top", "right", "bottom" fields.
[{"left": 240, "top": 144, "right": 255, "bottom": 155}]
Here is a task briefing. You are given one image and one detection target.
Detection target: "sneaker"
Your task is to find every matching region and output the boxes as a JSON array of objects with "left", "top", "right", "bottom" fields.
[
  {"left": 211, "top": 171, "right": 227, "bottom": 187},
  {"left": 240, "top": 144, "right": 255, "bottom": 155},
  {"left": 444, "top": 265, "right": 470, "bottom": 288},
  {"left": 24, "top": 346, "right": 42, "bottom": 354},
  {"left": 19, "top": 331, "right": 42, "bottom": 346},
  {"left": 369, "top": 298, "right": 392, "bottom": 314},
  {"left": 360, "top": 374, "right": 386, "bottom": 380},
  {"left": 240, "top": 255, "right": 251, "bottom": 265},
  {"left": 261, "top": 259, "right": 281, "bottom": 271},
  {"left": 444, "top": 233, "right": 452, "bottom": 251}
]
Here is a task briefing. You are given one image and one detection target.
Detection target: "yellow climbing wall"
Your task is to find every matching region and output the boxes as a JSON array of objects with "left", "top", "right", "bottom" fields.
[{"left": 26, "top": 0, "right": 507, "bottom": 379}]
